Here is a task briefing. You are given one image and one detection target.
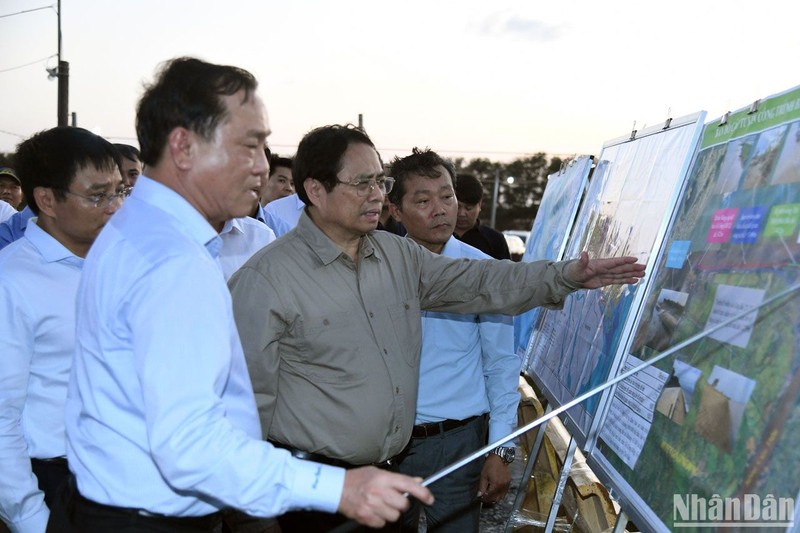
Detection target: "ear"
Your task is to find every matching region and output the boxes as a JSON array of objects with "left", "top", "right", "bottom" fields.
[
  {"left": 33, "top": 187, "right": 58, "bottom": 218},
  {"left": 304, "top": 178, "right": 323, "bottom": 207},
  {"left": 166, "top": 127, "right": 194, "bottom": 171},
  {"left": 388, "top": 201, "right": 402, "bottom": 223},
  {"left": 476, "top": 199, "right": 483, "bottom": 214}
]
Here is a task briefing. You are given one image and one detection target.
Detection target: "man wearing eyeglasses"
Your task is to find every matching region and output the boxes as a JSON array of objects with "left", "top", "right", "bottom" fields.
[
  {"left": 228, "top": 124, "right": 646, "bottom": 532},
  {"left": 0, "top": 126, "right": 124, "bottom": 532}
]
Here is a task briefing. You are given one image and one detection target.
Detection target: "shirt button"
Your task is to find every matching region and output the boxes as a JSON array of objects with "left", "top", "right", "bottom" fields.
[
  {"left": 394, "top": 425, "right": 400, "bottom": 433},
  {"left": 395, "top": 387, "right": 399, "bottom": 394},
  {"left": 369, "top": 312, "right": 374, "bottom": 318},
  {"left": 384, "top": 349, "right": 388, "bottom": 355},
  {"left": 323, "top": 319, "right": 329, "bottom": 325},
  {"left": 405, "top": 304, "right": 410, "bottom": 310}
]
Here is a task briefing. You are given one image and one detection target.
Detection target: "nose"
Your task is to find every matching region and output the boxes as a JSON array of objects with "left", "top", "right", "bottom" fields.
[
  {"left": 105, "top": 197, "right": 123, "bottom": 214},
  {"left": 256, "top": 148, "right": 270, "bottom": 177},
  {"left": 366, "top": 181, "right": 384, "bottom": 201},
  {"left": 431, "top": 197, "right": 447, "bottom": 216}
]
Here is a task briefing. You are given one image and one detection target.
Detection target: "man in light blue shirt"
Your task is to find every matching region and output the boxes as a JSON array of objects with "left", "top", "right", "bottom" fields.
[
  {"left": 0, "top": 126, "right": 124, "bottom": 533},
  {"left": 62, "top": 57, "right": 431, "bottom": 532},
  {"left": 0, "top": 205, "right": 33, "bottom": 250},
  {"left": 388, "top": 149, "right": 519, "bottom": 532},
  {"left": 262, "top": 191, "right": 304, "bottom": 236}
]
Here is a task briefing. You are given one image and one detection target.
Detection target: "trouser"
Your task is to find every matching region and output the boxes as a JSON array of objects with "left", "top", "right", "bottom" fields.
[
  {"left": 54, "top": 474, "right": 223, "bottom": 533},
  {"left": 395, "top": 414, "right": 488, "bottom": 533},
  {"left": 268, "top": 441, "right": 400, "bottom": 533},
  {"left": 220, "top": 509, "right": 281, "bottom": 533},
  {"left": 31, "top": 457, "right": 75, "bottom": 533}
]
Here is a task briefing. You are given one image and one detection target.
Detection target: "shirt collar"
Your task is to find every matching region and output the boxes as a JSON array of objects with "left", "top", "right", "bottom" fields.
[
  {"left": 24, "top": 218, "right": 84, "bottom": 267},
  {"left": 295, "top": 210, "right": 379, "bottom": 266},
  {"left": 220, "top": 217, "right": 246, "bottom": 236},
  {"left": 132, "top": 175, "right": 219, "bottom": 254},
  {"left": 441, "top": 235, "right": 460, "bottom": 257},
  {"left": 254, "top": 203, "right": 268, "bottom": 224}
]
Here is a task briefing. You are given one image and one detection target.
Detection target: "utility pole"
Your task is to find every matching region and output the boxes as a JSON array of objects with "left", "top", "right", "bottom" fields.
[{"left": 56, "top": 0, "right": 69, "bottom": 127}]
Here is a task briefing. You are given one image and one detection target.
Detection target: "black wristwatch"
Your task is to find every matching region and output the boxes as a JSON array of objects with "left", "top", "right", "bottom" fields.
[{"left": 490, "top": 446, "right": 515, "bottom": 465}]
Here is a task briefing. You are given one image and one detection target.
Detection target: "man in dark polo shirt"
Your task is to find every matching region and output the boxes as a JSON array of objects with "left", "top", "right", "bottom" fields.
[{"left": 454, "top": 173, "right": 510, "bottom": 260}]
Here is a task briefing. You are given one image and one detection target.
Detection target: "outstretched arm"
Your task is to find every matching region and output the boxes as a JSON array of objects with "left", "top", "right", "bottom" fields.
[{"left": 565, "top": 251, "right": 646, "bottom": 289}]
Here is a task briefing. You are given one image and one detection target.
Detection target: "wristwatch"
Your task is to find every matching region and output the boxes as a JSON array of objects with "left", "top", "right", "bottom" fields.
[{"left": 490, "top": 446, "right": 515, "bottom": 465}]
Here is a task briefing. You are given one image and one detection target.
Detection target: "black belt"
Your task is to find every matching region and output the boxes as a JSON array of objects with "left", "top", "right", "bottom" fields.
[
  {"left": 67, "top": 475, "right": 222, "bottom": 530},
  {"left": 412, "top": 415, "right": 481, "bottom": 438},
  {"left": 268, "top": 440, "right": 395, "bottom": 469}
]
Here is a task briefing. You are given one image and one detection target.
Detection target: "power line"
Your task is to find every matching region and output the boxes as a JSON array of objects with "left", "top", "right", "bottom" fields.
[
  {"left": 0, "top": 54, "right": 57, "bottom": 74},
  {"left": 0, "top": 5, "right": 54, "bottom": 19},
  {"left": 0, "top": 129, "right": 25, "bottom": 139}
]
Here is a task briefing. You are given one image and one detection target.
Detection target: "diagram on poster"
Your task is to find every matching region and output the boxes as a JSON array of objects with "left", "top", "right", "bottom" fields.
[
  {"left": 514, "top": 156, "right": 591, "bottom": 360},
  {"left": 524, "top": 113, "right": 705, "bottom": 441},
  {"left": 594, "top": 85, "right": 800, "bottom": 531}
]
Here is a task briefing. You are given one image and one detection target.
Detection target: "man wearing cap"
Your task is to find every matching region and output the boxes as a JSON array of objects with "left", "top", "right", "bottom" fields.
[{"left": 0, "top": 167, "right": 22, "bottom": 221}]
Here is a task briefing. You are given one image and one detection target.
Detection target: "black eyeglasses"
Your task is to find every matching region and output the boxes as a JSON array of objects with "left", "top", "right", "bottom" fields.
[
  {"left": 63, "top": 187, "right": 132, "bottom": 208},
  {"left": 336, "top": 176, "right": 395, "bottom": 197}
]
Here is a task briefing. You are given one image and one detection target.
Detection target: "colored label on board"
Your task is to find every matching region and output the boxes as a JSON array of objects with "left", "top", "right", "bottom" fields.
[
  {"left": 730, "top": 206, "right": 767, "bottom": 244},
  {"left": 763, "top": 203, "right": 800, "bottom": 237},
  {"left": 707, "top": 208, "right": 739, "bottom": 243}
]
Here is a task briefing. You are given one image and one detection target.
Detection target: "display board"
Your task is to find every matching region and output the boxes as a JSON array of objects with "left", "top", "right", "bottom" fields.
[
  {"left": 524, "top": 112, "right": 706, "bottom": 444},
  {"left": 514, "top": 156, "right": 592, "bottom": 362},
  {"left": 591, "top": 85, "right": 800, "bottom": 531}
]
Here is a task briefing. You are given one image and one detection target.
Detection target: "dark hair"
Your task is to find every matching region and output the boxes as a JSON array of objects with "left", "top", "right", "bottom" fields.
[
  {"left": 455, "top": 173, "right": 484, "bottom": 205},
  {"left": 136, "top": 57, "right": 258, "bottom": 167},
  {"left": 14, "top": 127, "right": 119, "bottom": 214},
  {"left": 269, "top": 155, "right": 293, "bottom": 176},
  {"left": 113, "top": 143, "right": 141, "bottom": 164},
  {"left": 387, "top": 147, "right": 456, "bottom": 205},
  {"left": 293, "top": 124, "right": 376, "bottom": 205}
]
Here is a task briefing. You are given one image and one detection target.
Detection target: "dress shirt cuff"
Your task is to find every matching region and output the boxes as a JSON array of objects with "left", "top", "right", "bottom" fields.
[
  {"left": 287, "top": 457, "right": 345, "bottom": 514},
  {"left": 9, "top": 506, "right": 49, "bottom": 533},
  {"left": 488, "top": 423, "right": 517, "bottom": 447}
]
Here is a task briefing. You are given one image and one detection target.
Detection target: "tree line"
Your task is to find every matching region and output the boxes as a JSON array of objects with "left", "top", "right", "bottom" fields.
[{"left": 453, "top": 152, "right": 565, "bottom": 232}]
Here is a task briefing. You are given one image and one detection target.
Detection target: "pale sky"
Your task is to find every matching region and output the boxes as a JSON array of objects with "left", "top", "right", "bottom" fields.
[{"left": 1, "top": 0, "right": 799, "bottom": 162}]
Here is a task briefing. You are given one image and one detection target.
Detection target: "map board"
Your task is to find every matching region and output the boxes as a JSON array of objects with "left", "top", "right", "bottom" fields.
[
  {"left": 514, "top": 155, "right": 592, "bottom": 362},
  {"left": 524, "top": 112, "right": 706, "bottom": 444},
  {"left": 591, "top": 85, "right": 800, "bottom": 531}
]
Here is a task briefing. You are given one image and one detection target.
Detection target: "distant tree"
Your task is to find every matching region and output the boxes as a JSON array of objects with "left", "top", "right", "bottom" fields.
[{"left": 447, "top": 153, "right": 576, "bottom": 231}]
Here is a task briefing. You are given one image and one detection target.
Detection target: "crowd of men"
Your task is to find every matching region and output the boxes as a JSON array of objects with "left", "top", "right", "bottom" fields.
[{"left": 0, "top": 57, "right": 645, "bottom": 533}]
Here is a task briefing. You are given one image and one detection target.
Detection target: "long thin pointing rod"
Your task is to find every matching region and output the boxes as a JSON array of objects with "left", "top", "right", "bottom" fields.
[
  {"left": 422, "top": 281, "right": 800, "bottom": 488},
  {"left": 330, "top": 281, "right": 800, "bottom": 532}
]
